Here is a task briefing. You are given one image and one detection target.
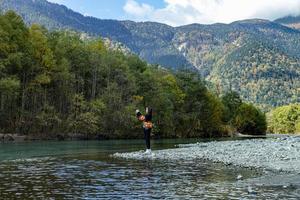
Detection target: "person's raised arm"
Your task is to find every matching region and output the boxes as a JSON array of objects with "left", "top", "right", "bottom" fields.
[{"left": 145, "top": 107, "right": 152, "bottom": 121}]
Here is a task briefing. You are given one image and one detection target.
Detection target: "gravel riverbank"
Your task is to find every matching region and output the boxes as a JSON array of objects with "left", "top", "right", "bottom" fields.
[{"left": 114, "top": 136, "right": 300, "bottom": 173}]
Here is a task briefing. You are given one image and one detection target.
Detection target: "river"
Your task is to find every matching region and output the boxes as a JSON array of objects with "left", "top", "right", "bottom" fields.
[{"left": 0, "top": 137, "right": 299, "bottom": 199}]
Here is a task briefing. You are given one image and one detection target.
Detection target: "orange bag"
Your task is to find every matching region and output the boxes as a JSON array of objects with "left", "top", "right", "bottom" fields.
[{"left": 143, "top": 122, "right": 153, "bottom": 129}]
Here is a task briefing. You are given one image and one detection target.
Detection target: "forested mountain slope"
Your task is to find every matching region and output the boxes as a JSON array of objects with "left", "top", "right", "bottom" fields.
[{"left": 1, "top": 0, "right": 299, "bottom": 110}]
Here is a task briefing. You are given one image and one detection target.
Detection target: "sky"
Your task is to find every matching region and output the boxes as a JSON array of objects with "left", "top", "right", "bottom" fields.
[{"left": 47, "top": 0, "right": 300, "bottom": 26}]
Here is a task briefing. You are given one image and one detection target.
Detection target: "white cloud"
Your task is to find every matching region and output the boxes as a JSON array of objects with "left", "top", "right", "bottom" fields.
[
  {"left": 123, "top": 0, "right": 300, "bottom": 26},
  {"left": 123, "top": 0, "right": 154, "bottom": 18}
]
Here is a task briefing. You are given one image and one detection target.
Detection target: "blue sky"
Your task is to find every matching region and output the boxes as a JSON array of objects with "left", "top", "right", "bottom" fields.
[
  {"left": 48, "top": 0, "right": 165, "bottom": 20},
  {"left": 48, "top": 0, "right": 300, "bottom": 26}
]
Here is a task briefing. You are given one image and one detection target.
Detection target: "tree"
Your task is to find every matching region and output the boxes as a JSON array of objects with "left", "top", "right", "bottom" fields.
[
  {"left": 67, "top": 94, "right": 99, "bottom": 138},
  {"left": 174, "top": 71, "right": 225, "bottom": 137},
  {"left": 233, "top": 103, "right": 267, "bottom": 135},
  {"left": 100, "top": 83, "right": 136, "bottom": 138},
  {"left": 268, "top": 104, "right": 300, "bottom": 134},
  {"left": 221, "top": 91, "right": 242, "bottom": 123},
  {"left": 0, "top": 77, "right": 20, "bottom": 131},
  {"left": 35, "top": 105, "right": 61, "bottom": 137}
]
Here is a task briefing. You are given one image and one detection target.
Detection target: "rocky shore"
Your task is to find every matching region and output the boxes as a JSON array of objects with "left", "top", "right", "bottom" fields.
[
  {"left": 114, "top": 135, "right": 300, "bottom": 173},
  {"left": 0, "top": 133, "right": 108, "bottom": 142},
  {"left": 0, "top": 134, "right": 27, "bottom": 142}
]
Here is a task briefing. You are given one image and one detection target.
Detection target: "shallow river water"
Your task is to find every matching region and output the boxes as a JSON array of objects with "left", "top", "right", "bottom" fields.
[{"left": 0, "top": 137, "right": 299, "bottom": 199}]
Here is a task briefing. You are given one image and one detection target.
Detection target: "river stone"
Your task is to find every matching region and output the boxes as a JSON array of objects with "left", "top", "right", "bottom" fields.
[
  {"left": 3, "top": 134, "right": 14, "bottom": 142},
  {"left": 237, "top": 174, "right": 243, "bottom": 180}
]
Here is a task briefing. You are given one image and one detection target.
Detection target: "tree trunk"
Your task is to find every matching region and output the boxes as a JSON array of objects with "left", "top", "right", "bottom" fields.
[{"left": 91, "top": 66, "right": 97, "bottom": 99}]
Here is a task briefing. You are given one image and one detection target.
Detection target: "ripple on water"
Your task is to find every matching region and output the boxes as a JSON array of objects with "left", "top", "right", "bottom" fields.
[{"left": 0, "top": 138, "right": 299, "bottom": 199}]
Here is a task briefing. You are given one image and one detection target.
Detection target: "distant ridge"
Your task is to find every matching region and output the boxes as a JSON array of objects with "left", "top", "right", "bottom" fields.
[{"left": 275, "top": 15, "right": 300, "bottom": 30}]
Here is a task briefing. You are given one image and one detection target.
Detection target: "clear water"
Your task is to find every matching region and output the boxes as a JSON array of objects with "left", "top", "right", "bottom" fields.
[{"left": 0, "top": 139, "right": 299, "bottom": 199}]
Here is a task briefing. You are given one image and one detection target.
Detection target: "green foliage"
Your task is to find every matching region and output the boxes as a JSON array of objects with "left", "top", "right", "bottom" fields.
[
  {"left": 0, "top": 11, "right": 266, "bottom": 139},
  {"left": 0, "top": 77, "right": 20, "bottom": 95},
  {"left": 173, "top": 72, "right": 226, "bottom": 137},
  {"left": 233, "top": 103, "right": 267, "bottom": 135},
  {"left": 295, "top": 120, "right": 300, "bottom": 134},
  {"left": 35, "top": 105, "right": 61, "bottom": 136},
  {"left": 67, "top": 94, "right": 99, "bottom": 137},
  {"left": 221, "top": 91, "right": 242, "bottom": 123},
  {"left": 268, "top": 104, "right": 300, "bottom": 134}
]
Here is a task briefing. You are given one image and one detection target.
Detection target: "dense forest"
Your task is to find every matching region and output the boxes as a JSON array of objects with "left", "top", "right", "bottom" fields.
[{"left": 0, "top": 11, "right": 267, "bottom": 139}]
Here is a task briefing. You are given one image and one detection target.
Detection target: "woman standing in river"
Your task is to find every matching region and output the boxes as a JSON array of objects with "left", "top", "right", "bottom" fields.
[{"left": 136, "top": 107, "right": 153, "bottom": 154}]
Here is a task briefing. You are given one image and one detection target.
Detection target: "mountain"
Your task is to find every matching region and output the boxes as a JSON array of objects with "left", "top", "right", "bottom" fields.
[
  {"left": 0, "top": 0, "right": 299, "bottom": 110},
  {"left": 0, "top": 0, "right": 191, "bottom": 69},
  {"left": 275, "top": 15, "right": 300, "bottom": 30}
]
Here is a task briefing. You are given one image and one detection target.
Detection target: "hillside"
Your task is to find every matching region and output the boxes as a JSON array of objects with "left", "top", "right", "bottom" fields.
[
  {"left": 0, "top": 0, "right": 299, "bottom": 110},
  {"left": 275, "top": 15, "right": 300, "bottom": 30},
  {"left": 0, "top": 0, "right": 191, "bottom": 69},
  {"left": 174, "top": 20, "right": 300, "bottom": 109}
]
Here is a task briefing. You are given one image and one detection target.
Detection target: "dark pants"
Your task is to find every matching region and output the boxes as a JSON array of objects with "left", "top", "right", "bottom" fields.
[{"left": 143, "top": 128, "right": 151, "bottom": 149}]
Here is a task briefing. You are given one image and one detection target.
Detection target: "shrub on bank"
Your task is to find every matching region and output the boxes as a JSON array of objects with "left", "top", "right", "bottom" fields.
[
  {"left": 233, "top": 103, "right": 267, "bottom": 135},
  {"left": 268, "top": 104, "right": 300, "bottom": 134}
]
